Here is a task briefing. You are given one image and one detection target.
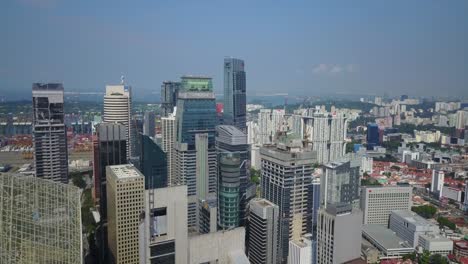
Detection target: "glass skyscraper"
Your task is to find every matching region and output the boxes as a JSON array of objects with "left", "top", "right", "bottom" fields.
[
  {"left": 174, "top": 76, "right": 218, "bottom": 231},
  {"left": 161, "top": 81, "right": 181, "bottom": 117},
  {"left": 140, "top": 134, "right": 167, "bottom": 189},
  {"left": 367, "top": 123, "right": 380, "bottom": 150},
  {"left": 223, "top": 58, "right": 247, "bottom": 131}
]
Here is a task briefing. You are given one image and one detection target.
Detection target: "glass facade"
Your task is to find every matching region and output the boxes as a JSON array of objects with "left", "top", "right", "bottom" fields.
[
  {"left": 223, "top": 58, "right": 247, "bottom": 131},
  {"left": 367, "top": 123, "right": 379, "bottom": 150},
  {"left": 140, "top": 134, "right": 168, "bottom": 189},
  {"left": 218, "top": 152, "right": 241, "bottom": 229},
  {"left": 176, "top": 97, "right": 217, "bottom": 147}
]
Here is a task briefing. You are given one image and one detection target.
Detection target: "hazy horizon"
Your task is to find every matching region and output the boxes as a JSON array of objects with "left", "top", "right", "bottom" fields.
[{"left": 2, "top": 0, "right": 468, "bottom": 100}]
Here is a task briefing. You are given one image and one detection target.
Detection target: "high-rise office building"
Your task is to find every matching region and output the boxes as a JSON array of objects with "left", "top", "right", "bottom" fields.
[
  {"left": 93, "top": 123, "right": 127, "bottom": 264},
  {"left": 93, "top": 123, "right": 127, "bottom": 219},
  {"left": 143, "top": 111, "right": 155, "bottom": 138},
  {"left": 218, "top": 152, "right": 241, "bottom": 229},
  {"left": 0, "top": 174, "right": 82, "bottom": 264},
  {"left": 173, "top": 76, "right": 218, "bottom": 231},
  {"left": 223, "top": 58, "right": 247, "bottom": 131},
  {"left": 140, "top": 185, "right": 188, "bottom": 264},
  {"left": 130, "top": 115, "right": 143, "bottom": 164},
  {"left": 317, "top": 155, "right": 363, "bottom": 264},
  {"left": 310, "top": 178, "right": 320, "bottom": 264},
  {"left": 106, "top": 164, "right": 145, "bottom": 264},
  {"left": 32, "top": 83, "right": 68, "bottom": 183},
  {"left": 103, "top": 84, "right": 132, "bottom": 159},
  {"left": 140, "top": 134, "right": 167, "bottom": 189},
  {"left": 317, "top": 204, "right": 363, "bottom": 264},
  {"left": 247, "top": 198, "right": 279, "bottom": 264},
  {"left": 161, "top": 113, "right": 176, "bottom": 185},
  {"left": 161, "top": 81, "right": 181, "bottom": 117},
  {"left": 320, "top": 160, "right": 361, "bottom": 208},
  {"left": 366, "top": 123, "right": 379, "bottom": 150},
  {"left": 260, "top": 136, "right": 316, "bottom": 263},
  {"left": 288, "top": 234, "right": 313, "bottom": 264},
  {"left": 303, "top": 112, "right": 347, "bottom": 164},
  {"left": 360, "top": 186, "right": 412, "bottom": 225},
  {"left": 216, "top": 125, "right": 253, "bottom": 227},
  {"left": 431, "top": 170, "right": 445, "bottom": 194}
]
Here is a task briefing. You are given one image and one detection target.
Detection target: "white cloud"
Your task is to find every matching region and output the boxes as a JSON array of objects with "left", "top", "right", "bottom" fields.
[
  {"left": 312, "top": 64, "right": 358, "bottom": 75},
  {"left": 330, "top": 65, "right": 342, "bottom": 74},
  {"left": 312, "top": 64, "right": 329, "bottom": 74}
]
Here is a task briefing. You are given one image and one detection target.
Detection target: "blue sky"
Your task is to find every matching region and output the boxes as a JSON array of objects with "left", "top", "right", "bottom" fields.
[{"left": 1, "top": 0, "right": 468, "bottom": 100}]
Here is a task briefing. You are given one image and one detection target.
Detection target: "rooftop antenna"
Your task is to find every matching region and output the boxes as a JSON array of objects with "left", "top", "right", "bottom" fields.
[{"left": 120, "top": 75, "right": 125, "bottom": 85}]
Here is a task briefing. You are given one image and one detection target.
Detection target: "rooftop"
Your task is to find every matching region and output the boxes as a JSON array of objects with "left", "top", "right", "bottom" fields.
[
  {"left": 251, "top": 198, "right": 276, "bottom": 208},
  {"left": 363, "top": 224, "right": 412, "bottom": 249},
  {"left": 108, "top": 164, "right": 143, "bottom": 179},
  {"left": 391, "top": 210, "right": 434, "bottom": 226}
]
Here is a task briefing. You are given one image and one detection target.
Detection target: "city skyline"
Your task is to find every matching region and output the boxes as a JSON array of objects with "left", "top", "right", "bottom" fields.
[{"left": 2, "top": 1, "right": 468, "bottom": 100}]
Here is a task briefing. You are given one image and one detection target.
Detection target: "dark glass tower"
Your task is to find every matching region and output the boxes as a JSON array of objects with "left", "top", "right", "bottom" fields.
[
  {"left": 140, "top": 134, "right": 167, "bottom": 189},
  {"left": 93, "top": 123, "right": 127, "bottom": 219},
  {"left": 161, "top": 81, "right": 181, "bottom": 117},
  {"left": 93, "top": 123, "right": 127, "bottom": 264},
  {"left": 366, "top": 123, "right": 379, "bottom": 150},
  {"left": 32, "top": 83, "right": 68, "bottom": 183},
  {"left": 223, "top": 58, "right": 247, "bottom": 131}
]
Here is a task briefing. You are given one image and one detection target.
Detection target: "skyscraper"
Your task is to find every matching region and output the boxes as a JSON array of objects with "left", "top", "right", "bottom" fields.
[
  {"left": 32, "top": 83, "right": 68, "bottom": 183},
  {"left": 431, "top": 170, "right": 445, "bottom": 194},
  {"left": 106, "top": 164, "right": 145, "bottom": 264},
  {"left": 93, "top": 123, "right": 127, "bottom": 264},
  {"left": 173, "top": 76, "right": 218, "bottom": 231},
  {"left": 317, "top": 204, "right": 362, "bottom": 264},
  {"left": 317, "top": 154, "right": 363, "bottom": 264},
  {"left": 93, "top": 123, "right": 127, "bottom": 219},
  {"left": 303, "top": 112, "right": 347, "bottom": 164},
  {"left": 247, "top": 198, "right": 279, "bottom": 264},
  {"left": 216, "top": 125, "right": 253, "bottom": 227},
  {"left": 0, "top": 174, "right": 82, "bottom": 264},
  {"left": 366, "top": 123, "right": 379, "bottom": 150},
  {"left": 223, "top": 58, "right": 247, "bottom": 131},
  {"left": 260, "top": 136, "right": 316, "bottom": 263},
  {"left": 143, "top": 111, "right": 155, "bottom": 138},
  {"left": 161, "top": 81, "right": 181, "bottom": 117},
  {"left": 140, "top": 134, "right": 168, "bottom": 189},
  {"left": 103, "top": 84, "right": 132, "bottom": 159},
  {"left": 320, "top": 159, "right": 361, "bottom": 208},
  {"left": 258, "top": 109, "right": 285, "bottom": 145},
  {"left": 161, "top": 113, "right": 176, "bottom": 185},
  {"left": 129, "top": 115, "right": 143, "bottom": 166}
]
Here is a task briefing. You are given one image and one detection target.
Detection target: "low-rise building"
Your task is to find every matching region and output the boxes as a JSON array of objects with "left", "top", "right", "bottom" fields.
[
  {"left": 362, "top": 225, "right": 414, "bottom": 260},
  {"left": 389, "top": 210, "right": 440, "bottom": 248},
  {"left": 417, "top": 234, "right": 453, "bottom": 256}
]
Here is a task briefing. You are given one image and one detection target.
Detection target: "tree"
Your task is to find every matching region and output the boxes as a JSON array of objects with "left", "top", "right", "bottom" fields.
[
  {"left": 361, "top": 178, "right": 382, "bottom": 186},
  {"left": 419, "top": 250, "right": 430, "bottom": 264},
  {"left": 437, "top": 216, "right": 456, "bottom": 230},
  {"left": 250, "top": 168, "right": 261, "bottom": 185},
  {"left": 412, "top": 205, "right": 437, "bottom": 219},
  {"left": 429, "top": 254, "right": 448, "bottom": 264},
  {"left": 403, "top": 252, "right": 416, "bottom": 261}
]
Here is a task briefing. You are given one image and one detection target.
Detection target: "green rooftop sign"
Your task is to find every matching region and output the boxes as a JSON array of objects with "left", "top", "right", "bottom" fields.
[{"left": 180, "top": 76, "right": 213, "bottom": 92}]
